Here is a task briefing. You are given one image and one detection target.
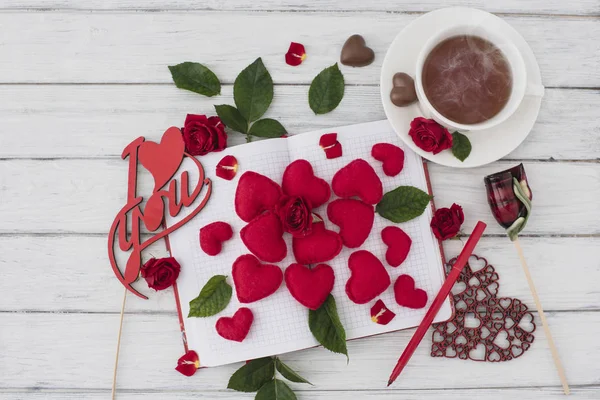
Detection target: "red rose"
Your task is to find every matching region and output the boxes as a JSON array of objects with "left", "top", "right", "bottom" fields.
[
  {"left": 430, "top": 203, "right": 464, "bottom": 240},
  {"left": 275, "top": 195, "right": 313, "bottom": 238},
  {"left": 408, "top": 117, "right": 453, "bottom": 155},
  {"left": 140, "top": 257, "right": 181, "bottom": 291},
  {"left": 182, "top": 114, "right": 227, "bottom": 156}
]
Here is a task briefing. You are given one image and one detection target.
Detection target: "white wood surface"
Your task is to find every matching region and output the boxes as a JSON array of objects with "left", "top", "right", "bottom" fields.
[{"left": 0, "top": 1, "right": 598, "bottom": 399}]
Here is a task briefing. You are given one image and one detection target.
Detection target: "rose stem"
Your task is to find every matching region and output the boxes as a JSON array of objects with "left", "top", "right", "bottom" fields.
[
  {"left": 112, "top": 287, "right": 128, "bottom": 399},
  {"left": 514, "top": 238, "right": 570, "bottom": 395}
]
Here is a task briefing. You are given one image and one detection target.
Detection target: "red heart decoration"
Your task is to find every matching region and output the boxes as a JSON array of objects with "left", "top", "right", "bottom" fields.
[
  {"left": 381, "top": 226, "right": 412, "bottom": 267},
  {"left": 371, "top": 143, "right": 405, "bottom": 177},
  {"left": 332, "top": 159, "right": 383, "bottom": 204},
  {"left": 346, "top": 250, "right": 391, "bottom": 304},
  {"left": 215, "top": 307, "right": 254, "bottom": 342},
  {"left": 327, "top": 199, "right": 374, "bottom": 248},
  {"left": 285, "top": 263, "right": 335, "bottom": 310},
  {"left": 235, "top": 171, "right": 282, "bottom": 223},
  {"left": 138, "top": 127, "right": 185, "bottom": 192},
  {"left": 232, "top": 254, "right": 283, "bottom": 303},
  {"left": 282, "top": 159, "right": 331, "bottom": 208},
  {"left": 199, "top": 221, "right": 233, "bottom": 256},
  {"left": 394, "top": 274, "right": 428, "bottom": 309},
  {"left": 292, "top": 219, "right": 342, "bottom": 265},
  {"left": 240, "top": 211, "right": 287, "bottom": 263}
]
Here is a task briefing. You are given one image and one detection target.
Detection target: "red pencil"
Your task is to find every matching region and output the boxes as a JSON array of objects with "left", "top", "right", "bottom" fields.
[{"left": 387, "top": 221, "right": 487, "bottom": 386}]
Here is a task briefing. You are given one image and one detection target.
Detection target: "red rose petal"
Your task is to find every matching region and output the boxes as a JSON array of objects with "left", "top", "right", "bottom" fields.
[
  {"left": 216, "top": 155, "right": 238, "bottom": 181},
  {"left": 285, "top": 42, "right": 307, "bottom": 66},
  {"left": 370, "top": 299, "right": 396, "bottom": 325},
  {"left": 319, "top": 133, "right": 338, "bottom": 148},
  {"left": 175, "top": 350, "right": 200, "bottom": 377},
  {"left": 320, "top": 133, "right": 343, "bottom": 159}
]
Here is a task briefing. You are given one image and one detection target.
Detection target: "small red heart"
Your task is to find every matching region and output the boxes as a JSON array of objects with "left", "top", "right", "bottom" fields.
[
  {"left": 327, "top": 199, "right": 374, "bottom": 248},
  {"left": 346, "top": 250, "right": 391, "bottom": 304},
  {"left": 394, "top": 274, "right": 428, "bottom": 309},
  {"left": 292, "top": 219, "right": 342, "bottom": 265},
  {"left": 332, "top": 159, "right": 383, "bottom": 204},
  {"left": 138, "top": 127, "right": 185, "bottom": 192},
  {"left": 381, "top": 226, "right": 412, "bottom": 267},
  {"left": 240, "top": 211, "right": 287, "bottom": 263},
  {"left": 235, "top": 171, "right": 282, "bottom": 223},
  {"left": 282, "top": 159, "right": 331, "bottom": 208},
  {"left": 285, "top": 263, "right": 335, "bottom": 310},
  {"left": 215, "top": 307, "right": 254, "bottom": 342},
  {"left": 199, "top": 221, "right": 233, "bottom": 256},
  {"left": 371, "top": 143, "right": 405, "bottom": 177},
  {"left": 232, "top": 254, "right": 283, "bottom": 303}
]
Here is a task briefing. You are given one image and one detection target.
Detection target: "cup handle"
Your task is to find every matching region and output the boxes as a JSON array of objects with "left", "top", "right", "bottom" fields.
[{"left": 525, "top": 82, "right": 545, "bottom": 97}]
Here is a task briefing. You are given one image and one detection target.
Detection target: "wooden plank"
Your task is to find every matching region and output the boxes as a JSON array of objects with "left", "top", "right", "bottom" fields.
[
  {"left": 1, "top": 236, "right": 598, "bottom": 313},
  {"left": 0, "top": 85, "right": 597, "bottom": 160},
  {"left": 0, "top": 311, "right": 595, "bottom": 390},
  {"left": 0, "top": 13, "right": 597, "bottom": 86}
]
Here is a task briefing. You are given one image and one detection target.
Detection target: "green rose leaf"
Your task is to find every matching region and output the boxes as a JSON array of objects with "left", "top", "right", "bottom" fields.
[
  {"left": 308, "top": 63, "right": 345, "bottom": 115},
  {"left": 234, "top": 57, "right": 274, "bottom": 122},
  {"left": 228, "top": 357, "right": 275, "bottom": 392},
  {"left": 255, "top": 379, "right": 297, "bottom": 400},
  {"left": 451, "top": 131, "right": 472, "bottom": 162},
  {"left": 249, "top": 118, "right": 287, "bottom": 138},
  {"left": 168, "top": 62, "right": 221, "bottom": 97},
  {"left": 275, "top": 358, "right": 312, "bottom": 385},
  {"left": 376, "top": 186, "right": 432, "bottom": 223},
  {"left": 215, "top": 104, "right": 248, "bottom": 134},
  {"left": 308, "top": 294, "right": 348, "bottom": 358},
  {"left": 188, "top": 275, "right": 232, "bottom": 318}
]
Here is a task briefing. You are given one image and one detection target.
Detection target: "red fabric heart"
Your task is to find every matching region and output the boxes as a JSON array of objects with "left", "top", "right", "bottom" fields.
[
  {"left": 240, "top": 211, "right": 287, "bottom": 263},
  {"left": 235, "top": 171, "right": 283, "bottom": 222},
  {"left": 327, "top": 198, "right": 374, "bottom": 248},
  {"left": 381, "top": 226, "right": 412, "bottom": 267},
  {"left": 346, "top": 250, "right": 391, "bottom": 304},
  {"left": 394, "top": 274, "right": 428, "bottom": 309},
  {"left": 138, "top": 127, "right": 185, "bottom": 192},
  {"left": 371, "top": 143, "right": 405, "bottom": 177},
  {"left": 232, "top": 254, "right": 283, "bottom": 303},
  {"left": 292, "top": 219, "right": 342, "bottom": 265},
  {"left": 215, "top": 307, "right": 254, "bottom": 342},
  {"left": 199, "top": 221, "right": 233, "bottom": 256},
  {"left": 332, "top": 159, "right": 383, "bottom": 204},
  {"left": 285, "top": 263, "right": 335, "bottom": 310},
  {"left": 282, "top": 159, "right": 331, "bottom": 208}
]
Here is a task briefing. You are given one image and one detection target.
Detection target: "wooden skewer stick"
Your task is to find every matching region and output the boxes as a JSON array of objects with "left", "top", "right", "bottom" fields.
[
  {"left": 514, "top": 238, "right": 570, "bottom": 395},
  {"left": 112, "top": 287, "right": 128, "bottom": 400}
]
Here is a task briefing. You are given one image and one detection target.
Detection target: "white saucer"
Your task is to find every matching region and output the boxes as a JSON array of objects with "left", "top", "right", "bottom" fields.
[{"left": 380, "top": 7, "right": 543, "bottom": 168}]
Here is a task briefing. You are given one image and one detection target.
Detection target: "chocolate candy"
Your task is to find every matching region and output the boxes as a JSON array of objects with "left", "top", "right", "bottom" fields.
[
  {"left": 340, "top": 34, "right": 375, "bottom": 67},
  {"left": 390, "top": 72, "right": 417, "bottom": 107}
]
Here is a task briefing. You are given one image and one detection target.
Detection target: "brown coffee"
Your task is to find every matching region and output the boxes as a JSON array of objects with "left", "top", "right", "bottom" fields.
[{"left": 422, "top": 35, "right": 512, "bottom": 125}]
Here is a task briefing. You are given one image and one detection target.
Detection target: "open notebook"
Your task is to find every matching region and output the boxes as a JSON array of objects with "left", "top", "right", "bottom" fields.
[{"left": 165, "top": 120, "right": 452, "bottom": 367}]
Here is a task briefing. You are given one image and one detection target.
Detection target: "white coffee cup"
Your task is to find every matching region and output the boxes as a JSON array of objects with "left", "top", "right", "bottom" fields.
[{"left": 415, "top": 24, "right": 545, "bottom": 132}]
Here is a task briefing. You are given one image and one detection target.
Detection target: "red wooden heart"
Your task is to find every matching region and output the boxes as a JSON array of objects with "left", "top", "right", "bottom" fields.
[
  {"left": 240, "top": 211, "right": 287, "bottom": 263},
  {"left": 371, "top": 143, "right": 405, "bottom": 177},
  {"left": 138, "top": 127, "right": 185, "bottom": 192},
  {"left": 232, "top": 254, "right": 283, "bottom": 303},
  {"left": 327, "top": 198, "right": 374, "bottom": 248},
  {"left": 332, "top": 159, "right": 383, "bottom": 204},
  {"left": 394, "top": 274, "right": 428, "bottom": 309},
  {"left": 235, "top": 171, "right": 282, "bottom": 223},
  {"left": 381, "top": 226, "right": 412, "bottom": 267},
  {"left": 346, "top": 250, "right": 391, "bottom": 304},
  {"left": 292, "top": 219, "right": 342, "bottom": 265},
  {"left": 282, "top": 159, "right": 331, "bottom": 208},
  {"left": 215, "top": 307, "right": 254, "bottom": 342},
  {"left": 285, "top": 263, "right": 335, "bottom": 310},
  {"left": 199, "top": 221, "right": 233, "bottom": 256}
]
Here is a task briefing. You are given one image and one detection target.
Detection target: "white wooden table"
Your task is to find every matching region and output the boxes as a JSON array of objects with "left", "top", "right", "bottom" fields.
[{"left": 1, "top": 1, "right": 599, "bottom": 399}]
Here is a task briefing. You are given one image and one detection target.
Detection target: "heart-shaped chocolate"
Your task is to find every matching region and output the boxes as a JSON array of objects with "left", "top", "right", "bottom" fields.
[
  {"left": 340, "top": 34, "right": 375, "bottom": 67},
  {"left": 390, "top": 72, "right": 417, "bottom": 107}
]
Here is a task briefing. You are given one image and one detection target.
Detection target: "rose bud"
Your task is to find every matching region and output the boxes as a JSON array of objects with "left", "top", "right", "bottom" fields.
[
  {"left": 285, "top": 42, "right": 307, "bottom": 66},
  {"left": 430, "top": 203, "right": 464, "bottom": 241},
  {"left": 275, "top": 195, "right": 313, "bottom": 238},
  {"left": 484, "top": 163, "right": 532, "bottom": 241},
  {"left": 408, "top": 117, "right": 452, "bottom": 155},
  {"left": 182, "top": 114, "right": 227, "bottom": 156},
  {"left": 175, "top": 350, "right": 200, "bottom": 377},
  {"left": 140, "top": 257, "right": 181, "bottom": 291}
]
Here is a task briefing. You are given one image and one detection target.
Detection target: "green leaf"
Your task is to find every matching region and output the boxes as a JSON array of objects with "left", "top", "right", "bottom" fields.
[
  {"left": 249, "top": 118, "right": 287, "bottom": 138},
  {"left": 376, "top": 186, "right": 432, "bottom": 223},
  {"left": 234, "top": 57, "right": 274, "bottom": 122},
  {"left": 451, "top": 131, "right": 472, "bottom": 162},
  {"left": 215, "top": 104, "right": 248, "bottom": 134},
  {"left": 308, "top": 63, "right": 345, "bottom": 115},
  {"left": 255, "top": 379, "right": 297, "bottom": 400},
  {"left": 275, "top": 358, "right": 312, "bottom": 385},
  {"left": 168, "top": 62, "right": 221, "bottom": 97},
  {"left": 228, "top": 357, "right": 275, "bottom": 392},
  {"left": 188, "top": 275, "right": 232, "bottom": 318},
  {"left": 308, "top": 294, "right": 348, "bottom": 357}
]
